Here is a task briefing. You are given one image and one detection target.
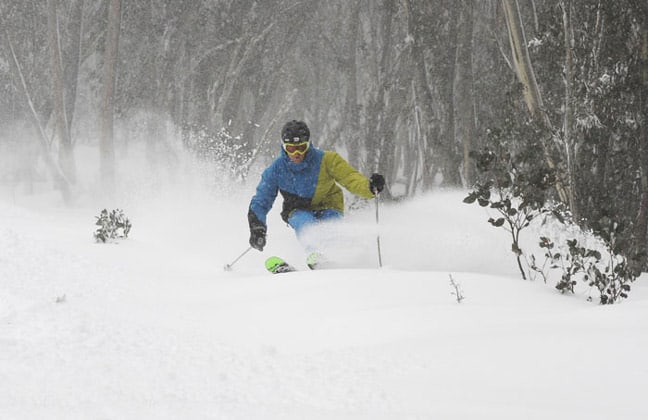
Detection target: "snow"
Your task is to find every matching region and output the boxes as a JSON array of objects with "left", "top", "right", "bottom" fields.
[{"left": 1, "top": 158, "right": 647, "bottom": 419}]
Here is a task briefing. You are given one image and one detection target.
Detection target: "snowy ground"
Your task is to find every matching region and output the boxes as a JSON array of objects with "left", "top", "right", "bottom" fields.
[{"left": 1, "top": 165, "right": 647, "bottom": 419}]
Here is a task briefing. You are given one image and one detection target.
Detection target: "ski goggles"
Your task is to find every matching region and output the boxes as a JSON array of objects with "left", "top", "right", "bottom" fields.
[{"left": 283, "top": 140, "right": 310, "bottom": 155}]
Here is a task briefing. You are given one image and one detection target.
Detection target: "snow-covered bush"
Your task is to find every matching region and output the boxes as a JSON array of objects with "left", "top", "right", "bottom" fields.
[
  {"left": 531, "top": 215, "right": 636, "bottom": 304},
  {"left": 466, "top": 133, "right": 637, "bottom": 304},
  {"left": 94, "top": 209, "right": 131, "bottom": 243}
]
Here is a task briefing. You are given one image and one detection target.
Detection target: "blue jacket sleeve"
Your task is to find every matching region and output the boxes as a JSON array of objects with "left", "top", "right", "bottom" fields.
[{"left": 249, "top": 164, "right": 279, "bottom": 227}]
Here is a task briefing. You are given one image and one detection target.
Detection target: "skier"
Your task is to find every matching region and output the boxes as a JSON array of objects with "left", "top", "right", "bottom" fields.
[{"left": 247, "top": 120, "right": 385, "bottom": 268}]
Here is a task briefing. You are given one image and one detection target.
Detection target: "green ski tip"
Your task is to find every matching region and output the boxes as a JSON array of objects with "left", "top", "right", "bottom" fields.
[
  {"left": 265, "top": 256, "right": 284, "bottom": 272},
  {"left": 306, "top": 252, "right": 323, "bottom": 270},
  {"left": 265, "top": 256, "right": 296, "bottom": 274}
]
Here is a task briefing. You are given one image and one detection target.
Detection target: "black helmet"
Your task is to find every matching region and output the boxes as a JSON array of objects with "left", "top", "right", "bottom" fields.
[{"left": 281, "top": 120, "right": 310, "bottom": 143}]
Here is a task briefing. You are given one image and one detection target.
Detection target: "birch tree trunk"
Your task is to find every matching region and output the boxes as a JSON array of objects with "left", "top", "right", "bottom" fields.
[
  {"left": 561, "top": 0, "right": 578, "bottom": 219},
  {"left": 501, "top": 0, "right": 570, "bottom": 205},
  {"left": 501, "top": 0, "right": 545, "bottom": 119},
  {"left": 99, "top": 0, "right": 121, "bottom": 192},
  {"left": 47, "top": 0, "right": 76, "bottom": 186}
]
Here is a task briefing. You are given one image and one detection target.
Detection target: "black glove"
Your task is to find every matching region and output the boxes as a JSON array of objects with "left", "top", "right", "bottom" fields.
[
  {"left": 249, "top": 225, "right": 266, "bottom": 251},
  {"left": 369, "top": 173, "right": 385, "bottom": 195},
  {"left": 248, "top": 209, "right": 267, "bottom": 251}
]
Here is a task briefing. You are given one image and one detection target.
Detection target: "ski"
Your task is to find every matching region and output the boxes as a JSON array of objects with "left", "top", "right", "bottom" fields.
[
  {"left": 306, "top": 252, "right": 325, "bottom": 270},
  {"left": 265, "top": 253, "right": 328, "bottom": 274},
  {"left": 265, "top": 256, "right": 297, "bottom": 274}
]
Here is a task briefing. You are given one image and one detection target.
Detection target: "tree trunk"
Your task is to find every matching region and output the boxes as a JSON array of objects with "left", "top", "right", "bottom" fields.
[
  {"left": 64, "top": 0, "right": 84, "bottom": 132},
  {"left": 501, "top": 0, "right": 570, "bottom": 205},
  {"left": 501, "top": 0, "right": 545, "bottom": 119},
  {"left": 4, "top": 29, "right": 71, "bottom": 202},
  {"left": 403, "top": 0, "right": 449, "bottom": 189},
  {"left": 635, "top": 27, "right": 648, "bottom": 271},
  {"left": 367, "top": 0, "right": 396, "bottom": 182},
  {"left": 47, "top": 0, "right": 76, "bottom": 186},
  {"left": 454, "top": 1, "right": 476, "bottom": 186},
  {"left": 99, "top": 0, "right": 121, "bottom": 193},
  {"left": 341, "top": 3, "right": 361, "bottom": 167},
  {"left": 443, "top": 4, "right": 461, "bottom": 187},
  {"left": 561, "top": 0, "right": 578, "bottom": 220}
]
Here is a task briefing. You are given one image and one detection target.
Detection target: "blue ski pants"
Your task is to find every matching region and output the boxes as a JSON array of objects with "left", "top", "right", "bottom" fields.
[{"left": 287, "top": 209, "right": 342, "bottom": 239}]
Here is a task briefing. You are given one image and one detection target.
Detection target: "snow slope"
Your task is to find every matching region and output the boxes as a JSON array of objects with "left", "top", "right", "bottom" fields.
[{"left": 1, "top": 176, "right": 647, "bottom": 419}]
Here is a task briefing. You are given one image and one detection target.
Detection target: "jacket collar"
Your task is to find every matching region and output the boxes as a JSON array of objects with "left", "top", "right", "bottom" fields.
[{"left": 281, "top": 145, "right": 316, "bottom": 172}]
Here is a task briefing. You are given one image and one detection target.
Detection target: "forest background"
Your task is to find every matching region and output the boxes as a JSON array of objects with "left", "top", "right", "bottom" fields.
[{"left": 0, "top": 0, "right": 647, "bottom": 272}]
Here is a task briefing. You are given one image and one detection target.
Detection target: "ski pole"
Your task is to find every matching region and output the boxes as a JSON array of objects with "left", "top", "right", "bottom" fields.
[
  {"left": 375, "top": 193, "right": 383, "bottom": 268},
  {"left": 224, "top": 246, "right": 253, "bottom": 271}
]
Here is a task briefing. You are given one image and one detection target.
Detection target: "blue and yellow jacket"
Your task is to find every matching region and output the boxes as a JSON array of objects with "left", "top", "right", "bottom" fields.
[{"left": 248, "top": 145, "right": 375, "bottom": 228}]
